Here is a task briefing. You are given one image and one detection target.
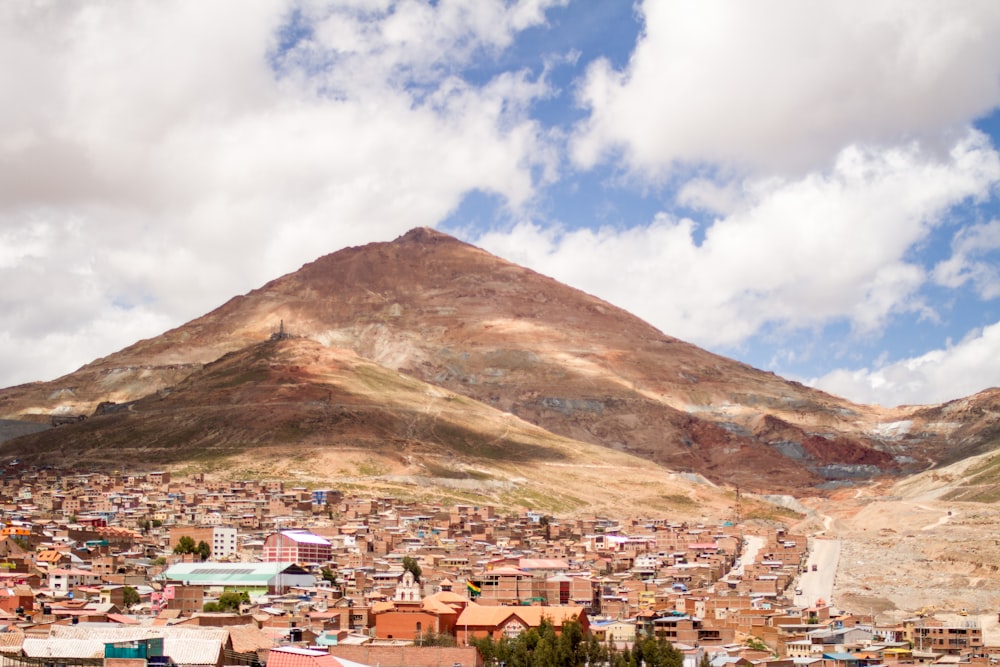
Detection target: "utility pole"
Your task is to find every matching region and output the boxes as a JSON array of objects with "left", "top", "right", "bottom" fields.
[{"left": 734, "top": 486, "right": 742, "bottom": 524}]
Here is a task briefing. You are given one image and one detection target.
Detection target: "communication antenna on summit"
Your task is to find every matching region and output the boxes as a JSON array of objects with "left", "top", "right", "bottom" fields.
[{"left": 270, "top": 320, "right": 291, "bottom": 341}]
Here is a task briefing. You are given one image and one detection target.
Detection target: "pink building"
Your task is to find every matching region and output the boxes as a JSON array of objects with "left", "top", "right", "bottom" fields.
[{"left": 263, "top": 530, "right": 332, "bottom": 564}]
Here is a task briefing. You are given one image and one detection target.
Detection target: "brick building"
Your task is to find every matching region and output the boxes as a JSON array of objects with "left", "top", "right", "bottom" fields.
[{"left": 263, "top": 530, "right": 332, "bottom": 564}]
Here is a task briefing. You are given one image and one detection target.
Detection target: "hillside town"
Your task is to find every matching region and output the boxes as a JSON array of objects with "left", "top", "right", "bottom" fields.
[{"left": 0, "top": 463, "right": 989, "bottom": 667}]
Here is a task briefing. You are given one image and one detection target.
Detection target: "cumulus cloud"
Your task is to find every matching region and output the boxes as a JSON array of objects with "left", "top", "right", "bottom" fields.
[
  {"left": 810, "top": 321, "right": 1000, "bottom": 406},
  {"left": 932, "top": 219, "right": 1000, "bottom": 299},
  {"left": 0, "top": 1, "right": 560, "bottom": 385},
  {"left": 477, "top": 131, "right": 1000, "bottom": 349},
  {"left": 571, "top": 0, "right": 1000, "bottom": 177}
]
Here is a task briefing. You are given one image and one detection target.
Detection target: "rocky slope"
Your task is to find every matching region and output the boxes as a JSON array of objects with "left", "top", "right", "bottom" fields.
[{"left": 0, "top": 228, "right": 997, "bottom": 492}]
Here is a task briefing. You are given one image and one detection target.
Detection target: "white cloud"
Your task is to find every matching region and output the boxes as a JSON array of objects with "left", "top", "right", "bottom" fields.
[
  {"left": 0, "top": 1, "right": 560, "bottom": 385},
  {"left": 478, "top": 131, "right": 1000, "bottom": 351},
  {"left": 571, "top": 0, "right": 1000, "bottom": 177},
  {"left": 932, "top": 219, "right": 1000, "bottom": 300},
  {"left": 810, "top": 321, "right": 1000, "bottom": 407}
]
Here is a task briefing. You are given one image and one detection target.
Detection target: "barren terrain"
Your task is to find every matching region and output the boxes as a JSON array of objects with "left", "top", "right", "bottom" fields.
[
  {"left": 0, "top": 228, "right": 998, "bottom": 630},
  {"left": 5, "top": 228, "right": 998, "bottom": 493},
  {"left": 791, "top": 470, "right": 1000, "bottom": 643}
]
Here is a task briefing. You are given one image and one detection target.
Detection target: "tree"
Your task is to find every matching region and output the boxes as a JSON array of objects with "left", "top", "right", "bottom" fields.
[
  {"left": 402, "top": 555, "right": 422, "bottom": 582},
  {"left": 197, "top": 540, "right": 211, "bottom": 561},
  {"left": 321, "top": 566, "right": 338, "bottom": 585},
  {"left": 631, "top": 636, "right": 684, "bottom": 667},
  {"left": 416, "top": 630, "right": 457, "bottom": 647},
  {"left": 470, "top": 619, "right": 606, "bottom": 667},
  {"left": 174, "top": 536, "right": 196, "bottom": 554},
  {"left": 204, "top": 590, "right": 248, "bottom": 613},
  {"left": 122, "top": 585, "right": 140, "bottom": 609}
]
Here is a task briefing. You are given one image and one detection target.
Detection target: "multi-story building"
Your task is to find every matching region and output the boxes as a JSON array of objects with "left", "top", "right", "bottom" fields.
[
  {"left": 167, "top": 525, "right": 239, "bottom": 559},
  {"left": 263, "top": 529, "right": 332, "bottom": 564},
  {"left": 907, "top": 618, "right": 983, "bottom": 655}
]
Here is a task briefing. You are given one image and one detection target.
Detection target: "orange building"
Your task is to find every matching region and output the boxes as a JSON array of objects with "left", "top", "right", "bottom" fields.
[
  {"left": 372, "top": 572, "right": 468, "bottom": 641},
  {"left": 454, "top": 603, "right": 589, "bottom": 644}
]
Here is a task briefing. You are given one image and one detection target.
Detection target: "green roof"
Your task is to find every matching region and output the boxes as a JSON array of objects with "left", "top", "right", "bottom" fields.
[{"left": 161, "top": 562, "right": 307, "bottom": 585}]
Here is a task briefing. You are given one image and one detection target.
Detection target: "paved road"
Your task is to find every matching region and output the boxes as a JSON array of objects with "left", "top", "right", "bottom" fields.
[
  {"left": 794, "top": 537, "right": 841, "bottom": 608},
  {"left": 719, "top": 534, "right": 765, "bottom": 587},
  {"left": 738, "top": 534, "right": 765, "bottom": 576}
]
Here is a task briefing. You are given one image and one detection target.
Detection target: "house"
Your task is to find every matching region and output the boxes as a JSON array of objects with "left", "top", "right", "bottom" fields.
[
  {"left": 590, "top": 618, "right": 636, "bottom": 647},
  {"left": 268, "top": 646, "right": 371, "bottom": 667},
  {"left": 48, "top": 567, "right": 102, "bottom": 593},
  {"left": 263, "top": 531, "right": 333, "bottom": 565},
  {"left": 372, "top": 572, "right": 467, "bottom": 641},
  {"left": 454, "top": 603, "right": 589, "bottom": 643}
]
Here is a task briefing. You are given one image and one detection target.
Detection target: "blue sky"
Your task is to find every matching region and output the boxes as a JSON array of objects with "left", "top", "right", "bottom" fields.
[{"left": 1, "top": 1, "right": 1000, "bottom": 407}]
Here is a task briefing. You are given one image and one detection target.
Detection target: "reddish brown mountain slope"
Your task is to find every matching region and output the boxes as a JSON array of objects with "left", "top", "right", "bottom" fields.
[{"left": 0, "top": 227, "right": 996, "bottom": 491}]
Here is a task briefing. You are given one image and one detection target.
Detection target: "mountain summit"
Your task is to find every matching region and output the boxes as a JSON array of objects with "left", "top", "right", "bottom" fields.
[{"left": 1, "top": 228, "right": 996, "bottom": 495}]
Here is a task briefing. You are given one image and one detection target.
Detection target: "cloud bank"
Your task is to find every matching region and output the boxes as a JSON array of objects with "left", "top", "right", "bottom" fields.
[
  {"left": 2, "top": 0, "right": 1000, "bottom": 409},
  {"left": 0, "top": 1, "right": 559, "bottom": 385}
]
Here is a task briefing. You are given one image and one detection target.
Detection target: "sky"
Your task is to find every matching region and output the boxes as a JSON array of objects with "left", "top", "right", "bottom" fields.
[{"left": 2, "top": 1, "right": 1000, "bottom": 408}]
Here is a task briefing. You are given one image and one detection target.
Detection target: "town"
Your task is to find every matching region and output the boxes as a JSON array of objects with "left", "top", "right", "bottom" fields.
[{"left": 0, "top": 463, "right": 987, "bottom": 667}]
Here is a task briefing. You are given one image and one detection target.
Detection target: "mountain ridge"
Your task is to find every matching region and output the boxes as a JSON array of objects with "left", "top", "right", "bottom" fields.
[{"left": 0, "top": 227, "right": 997, "bottom": 494}]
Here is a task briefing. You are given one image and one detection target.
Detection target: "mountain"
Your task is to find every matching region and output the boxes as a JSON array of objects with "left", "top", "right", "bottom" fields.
[{"left": 0, "top": 227, "right": 997, "bottom": 495}]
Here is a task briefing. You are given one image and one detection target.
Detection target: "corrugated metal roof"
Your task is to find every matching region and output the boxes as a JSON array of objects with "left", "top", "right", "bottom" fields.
[
  {"left": 0, "top": 631, "right": 24, "bottom": 653},
  {"left": 50, "top": 623, "right": 229, "bottom": 643},
  {"left": 164, "top": 637, "right": 223, "bottom": 666},
  {"left": 280, "top": 531, "right": 331, "bottom": 546},
  {"left": 162, "top": 562, "right": 310, "bottom": 586},
  {"left": 23, "top": 637, "right": 105, "bottom": 659},
  {"left": 42, "top": 624, "right": 225, "bottom": 665}
]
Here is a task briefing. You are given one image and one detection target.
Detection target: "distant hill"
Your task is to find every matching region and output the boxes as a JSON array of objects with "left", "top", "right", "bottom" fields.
[{"left": 0, "top": 227, "right": 997, "bottom": 498}]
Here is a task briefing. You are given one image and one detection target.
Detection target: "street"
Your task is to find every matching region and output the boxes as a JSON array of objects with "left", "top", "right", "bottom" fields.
[{"left": 794, "top": 537, "right": 841, "bottom": 609}]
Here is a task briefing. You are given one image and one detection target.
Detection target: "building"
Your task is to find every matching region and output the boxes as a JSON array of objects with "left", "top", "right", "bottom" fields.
[
  {"left": 169, "top": 525, "right": 239, "bottom": 559},
  {"left": 372, "top": 572, "right": 467, "bottom": 641},
  {"left": 906, "top": 618, "right": 983, "bottom": 655},
  {"left": 268, "top": 646, "right": 371, "bottom": 667},
  {"left": 454, "top": 603, "right": 589, "bottom": 643},
  {"left": 161, "top": 562, "right": 316, "bottom": 596},
  {"left": 263, "top": 530, "right": 333, "bottom": 565}
]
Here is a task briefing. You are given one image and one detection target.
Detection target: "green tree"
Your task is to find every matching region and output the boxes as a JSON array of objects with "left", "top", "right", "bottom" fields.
[
  {"left": 402, "top": 555, "right": 422, "bottom": 582},
  {"left": 470, "top": 618, "right": 606, "bottom": 667},
  {"left": 173, "top": 536, "right": 196, "bottom": 554},
  {"left": 204, "top": 590, "right": 248, "bottom": 613},
  {"left": 321, "top": 566, "right": 338, "bottom": 585},
  {"left": 416, "top": 630, "right": 457, "bottom": 647},
  {"left": 122, "top": 585, "right": 140, "bottom": 609},
  {"left": 197, "top": 540, "right": 211, "bottom": 561},
  {"left": 631, "top": 636, "right": 683, "bottom": 667}
]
